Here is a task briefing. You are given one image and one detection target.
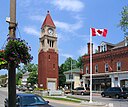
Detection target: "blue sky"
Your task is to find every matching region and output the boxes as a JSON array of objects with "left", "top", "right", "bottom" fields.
[{"left": 0, "top": 0, "right": 127, "bottom": 75}]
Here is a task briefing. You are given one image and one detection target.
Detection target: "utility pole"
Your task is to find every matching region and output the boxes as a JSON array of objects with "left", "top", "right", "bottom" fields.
[
  {"left": 8, "top": 0, "right": 16, "bottom": 107},
  {"left": 9, "top": 0, "right": 16, "bottom": 38}
]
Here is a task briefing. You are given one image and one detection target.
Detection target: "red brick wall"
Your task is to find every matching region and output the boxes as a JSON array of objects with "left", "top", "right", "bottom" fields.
[
  {"left": 38, "top": 49, "right": 58, "bottom": 89},
  {"left": 83, "top": 46, "right": 128, "bottom": 74}
]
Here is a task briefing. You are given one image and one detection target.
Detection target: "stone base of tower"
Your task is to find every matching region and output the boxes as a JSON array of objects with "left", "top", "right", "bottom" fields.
[{"left": 38, "top": 49, "right": 58, "bottom": 90}]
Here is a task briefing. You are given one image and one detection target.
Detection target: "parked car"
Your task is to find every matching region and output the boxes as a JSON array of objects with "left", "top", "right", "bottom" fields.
[
  {"left": 4, "top": 93, "right": 52, "bottom": 107},
  {"left": 28, "top": 86, "right": 34, "bottom": 91},
  {"left": 64, "top": 89, "right": 71, "bottom": 94},
  {"left": 71, "top": 87, "right": 90, "bottom": 95},
  {"left": 18, "top": 86, "right": 27, "bottom": 91},
  {"left": 101, "top": 87, "right": 128, "bottom": 99}
]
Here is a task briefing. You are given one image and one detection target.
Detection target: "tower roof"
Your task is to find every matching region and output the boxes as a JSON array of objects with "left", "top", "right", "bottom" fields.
[{"left": 41, "top": 11, "right": 56, "bottom": 29}]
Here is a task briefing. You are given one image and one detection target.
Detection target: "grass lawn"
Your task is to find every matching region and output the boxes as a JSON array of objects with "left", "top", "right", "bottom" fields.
[{"left": 43, "top": 96, "right": 89, "bottom": 103}]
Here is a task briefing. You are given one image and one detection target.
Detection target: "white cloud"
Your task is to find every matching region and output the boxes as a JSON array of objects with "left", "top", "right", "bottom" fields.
[
  {"left": 28, "top": 14, "right": 83, "bottom": 33},
  {"left": 55, "top": 20, "right": 83, "bottom": 32},
  {"left": 57, "top": 33, "right": 69, "bottom": 41},
  {"left": 23, "top": 26, "right": 40, "bottom": 37},
  {"left": 55, "top": 21, "right": 71, "bottom": 31},
  {"left": 29, "top": 15, "right": 44, "bottom": 22},
  {"left": 61, "top": 53, "right": 73, "bottom": 58},
  {"left": 51, "top": 0, "right": 84, "bottom": 12}
]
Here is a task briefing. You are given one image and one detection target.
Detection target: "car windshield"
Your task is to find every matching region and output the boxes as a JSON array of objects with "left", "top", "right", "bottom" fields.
[{"left": 22, "top": 95, "right": 46, "bottom": 106}]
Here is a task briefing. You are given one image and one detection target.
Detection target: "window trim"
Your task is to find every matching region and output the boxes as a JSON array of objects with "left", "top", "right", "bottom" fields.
[{"left": 100, "top": 44, "right": 107, "bottom": 52}]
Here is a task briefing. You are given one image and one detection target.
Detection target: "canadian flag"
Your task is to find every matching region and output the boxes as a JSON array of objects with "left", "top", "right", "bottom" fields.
[{"left": 91, "top": 28, "right": 108, "bottom": 37}]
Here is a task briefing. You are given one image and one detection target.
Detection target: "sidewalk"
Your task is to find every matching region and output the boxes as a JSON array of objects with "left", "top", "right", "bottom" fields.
[
  {"left": 44, "top": 98, "right": 109, "bottom": 107},
  {"left": 44, "top": 94, "right": 111, "bottom": 107}
]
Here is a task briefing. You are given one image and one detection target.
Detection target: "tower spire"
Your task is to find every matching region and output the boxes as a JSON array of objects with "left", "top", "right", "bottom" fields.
[
  {"left": 47, "top": 10, "right": 49, "bottom": 14},
  {"left": 41, "top": 11, "right": 55, "bottom": 29}
]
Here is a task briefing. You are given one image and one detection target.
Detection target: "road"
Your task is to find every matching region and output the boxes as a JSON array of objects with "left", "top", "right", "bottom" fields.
[
  {"left": 0, "top": 87, "right": 7, "bottom": 107},
  {"left": 66, "top": 94, "right": 128, "bottom": 107},
  {"left": 0, "top": 87, "right": 94, "bottom": 107},
  {"left": 1, "top": 87, "right": 128, "bottom": 107}
]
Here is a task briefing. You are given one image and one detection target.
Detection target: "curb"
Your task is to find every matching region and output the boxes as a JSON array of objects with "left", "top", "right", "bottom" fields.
[{"left": 81, "top": 101, "right": 108, "bottom": 106}]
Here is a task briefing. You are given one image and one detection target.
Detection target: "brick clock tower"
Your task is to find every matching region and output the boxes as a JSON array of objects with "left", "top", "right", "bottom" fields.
[{"left": 38, "top": 11, "right": 58, "bottom": 90}]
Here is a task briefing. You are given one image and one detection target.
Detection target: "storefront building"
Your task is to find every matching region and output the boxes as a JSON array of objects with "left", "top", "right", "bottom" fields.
[{"left": 82, "top": 36, "right": 128, "bottom": 91}]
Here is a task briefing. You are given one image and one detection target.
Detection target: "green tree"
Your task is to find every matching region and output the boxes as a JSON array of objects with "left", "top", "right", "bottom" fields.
[
  {"left": 16, "top": 71, "right": 23, "bottom": 85},
  {"left": 59, "top": 64, "right": 66, "bottom": 87},
  {"left": 17, "top": 63, "right": 38, "bottom": 85},
  {"left": 58, "top": 57, "right": 78, "bottom": 87},
  {"left": 17, "top": 63, "right": 37, "bottom": 73},
  {"left": 27, "top": 70, "right": 38, "bottom": 86},
  {"left": 119, "top": 5, "right": 128, "bottom": 35},
  {"left": 76, "top": 56, "right": 83, "bottom": 69},
  {"left": 63, "top": 57, "right": 77, "bottom": 71}
]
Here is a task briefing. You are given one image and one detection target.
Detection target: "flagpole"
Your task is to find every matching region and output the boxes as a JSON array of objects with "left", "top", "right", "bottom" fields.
[{"left": 89, "top": 28, "right": 93, "bottom": 103}]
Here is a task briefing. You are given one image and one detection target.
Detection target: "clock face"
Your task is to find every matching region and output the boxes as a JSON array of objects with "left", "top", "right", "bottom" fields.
[{"left": 48, "top": 28, "right": 54, "bottom": 35}]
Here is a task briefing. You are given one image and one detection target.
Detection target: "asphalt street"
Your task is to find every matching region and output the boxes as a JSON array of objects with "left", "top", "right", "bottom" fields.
[
  {"left": 66, "top": 94, "right": 128, "bottom": 107},
  {"left": 1, "top": 87, "right": 128, "bottom": 107},
  {"left": 0, "top": 87, "right": 7, "bottom": 107},
  {"left": 0, "top": 87, "right": 106, "bottom": 107}
]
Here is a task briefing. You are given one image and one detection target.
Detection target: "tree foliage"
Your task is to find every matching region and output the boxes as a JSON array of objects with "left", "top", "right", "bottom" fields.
[
  {"left": 59, "top": 64, "right": 66, "bottom": 87},
  {"left": 27, "top": 70, "right": 38, "bottom": 85},
  {"left": 0, "top": 50, "right": 7, "bottom": 69},
  {"left": 17, "top": 63, "right": 37, "bottom": 73},
  {"left": 119, "top": 5, "right": 128, "bottom": 35},
  {"left": 16, "top": 71, "right": 23, "bottom": 85},
  {"left": 4, "top": 38, "right": 33, "bottom": 66},
  {"left": 76, "top": 56, "right": 83, "bottom": 69},
  {"left": 16, "top": 63, "right": 38, "bottom": 85},
  {"left": 58, "top": 57, "right": 83, "bottom": 87},
  {"left": 63, "top": 57, "right": 77, "bottom": 71}
]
